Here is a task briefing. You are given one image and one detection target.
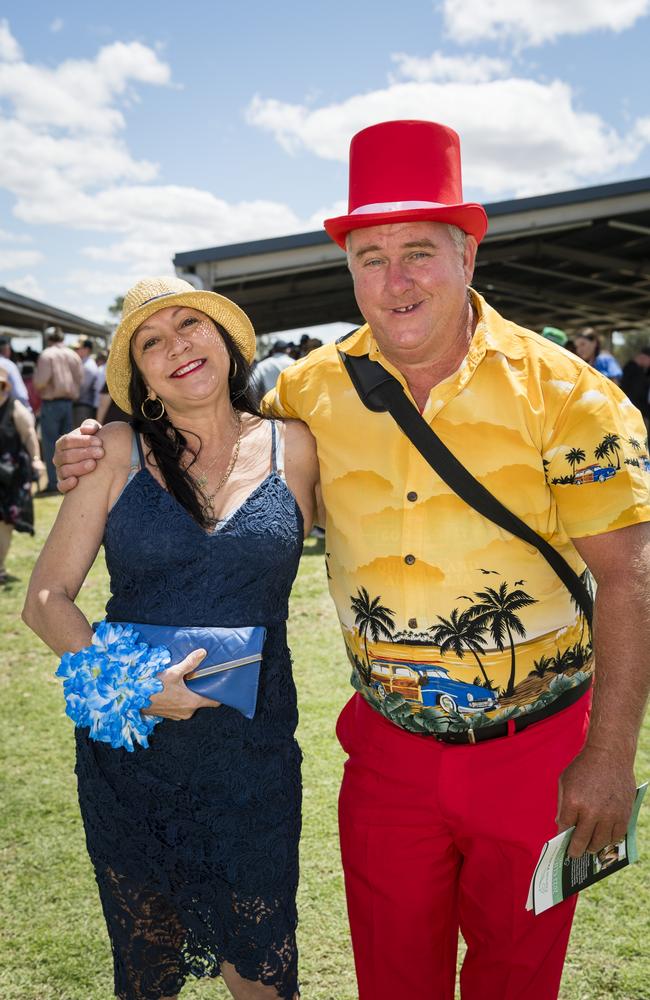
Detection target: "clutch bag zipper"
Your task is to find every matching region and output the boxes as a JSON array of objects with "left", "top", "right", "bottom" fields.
[{"left": 186, "top": 653, "right": 263, "bottom": 679}]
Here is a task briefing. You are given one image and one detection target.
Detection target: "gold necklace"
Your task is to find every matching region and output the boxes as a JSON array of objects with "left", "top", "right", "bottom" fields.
[
  {"left": 190, "top": 413, "right": 240, "bottom": 488},
  {"left": 198, "top": 412, "right": 243, "bottom": 523}
]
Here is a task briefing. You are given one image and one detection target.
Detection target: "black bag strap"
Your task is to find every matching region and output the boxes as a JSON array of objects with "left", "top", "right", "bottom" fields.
[{"left": 339, "top": 350, "right": 593, "bottom": 625}]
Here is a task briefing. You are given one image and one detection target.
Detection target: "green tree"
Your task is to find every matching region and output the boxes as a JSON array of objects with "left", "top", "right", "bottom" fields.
[
  {"left": 472, "top": 582, "right": 537, "bottom": 697},
  {"left": 349, "top": 588, "right": 396, "bottom": 683},
  {"left": 107, "top": 295, "right": 124, "bottom": 318},
  {"left": 429, "top": 607, "right": 493, "bottom": 688},
  {"left": 565, "top": 447, "right": 586, "bottom": 476}
]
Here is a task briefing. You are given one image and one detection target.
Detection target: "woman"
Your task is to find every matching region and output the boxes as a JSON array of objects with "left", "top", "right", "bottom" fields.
[
  {"left": 0, "top": 368, "right": 44, "bottom": 583},
  {"left": 574, "top": 327, "right": 622, "bottom": 383},
  {"left": 23, "top": 277, "right": 320, "bottom": 1000}
]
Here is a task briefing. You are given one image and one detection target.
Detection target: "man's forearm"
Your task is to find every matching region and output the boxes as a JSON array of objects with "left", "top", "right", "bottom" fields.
[{"left": 586, "top": 572, "right": 650, "bottom": 759}]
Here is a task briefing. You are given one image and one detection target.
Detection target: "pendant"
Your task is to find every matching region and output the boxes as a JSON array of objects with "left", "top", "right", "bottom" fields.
[
  {"left": 195, "top": 473, "right": 208, "bottom": 488},
  {"left": 202, "top": 494, "right": 216, "bottom": 522}
]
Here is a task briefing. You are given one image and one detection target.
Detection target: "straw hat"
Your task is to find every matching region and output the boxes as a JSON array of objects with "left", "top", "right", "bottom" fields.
[
  {"left": 324, "top": 120, "right": 488, "bottom": 249},
  {"left": 106, "top": 276, "right": 256, "bottom": 414}
]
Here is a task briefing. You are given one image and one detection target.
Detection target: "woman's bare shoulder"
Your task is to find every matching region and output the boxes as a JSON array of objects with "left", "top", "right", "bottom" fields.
[
  {"left": 282, "top": 417, "right": 316, "bottom": 454},
  {"left": 283, "top": 418, "right": 319, "bottom": 488},
  {"left": 96, "top": 421, "right": 134, "bottom": 470}
]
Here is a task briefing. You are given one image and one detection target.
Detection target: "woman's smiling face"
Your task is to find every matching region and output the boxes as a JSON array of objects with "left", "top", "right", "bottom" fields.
[{"left": 131, "top": 305, "right": 232, "bottom": 411}]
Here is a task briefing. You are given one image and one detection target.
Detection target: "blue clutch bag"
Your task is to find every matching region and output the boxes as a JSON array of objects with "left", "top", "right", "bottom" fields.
[{"left": 108, "top": 622, "right": 267, "bottom": 719}]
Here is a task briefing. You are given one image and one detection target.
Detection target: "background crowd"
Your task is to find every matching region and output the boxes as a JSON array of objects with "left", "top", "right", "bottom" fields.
[{"left": 1, "top": 319, "right": 649, "bottom": 589}]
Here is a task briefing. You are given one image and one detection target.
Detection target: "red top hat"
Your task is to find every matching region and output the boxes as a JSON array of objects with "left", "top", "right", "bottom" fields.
[{"left": 324, "top": 120, "right": 488, "bottom": 248}]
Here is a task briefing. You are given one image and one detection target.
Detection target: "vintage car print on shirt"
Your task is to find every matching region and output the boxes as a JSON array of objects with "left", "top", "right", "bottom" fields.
[{"left": 370, "top": 658, "right": 499, "bottom": 714}]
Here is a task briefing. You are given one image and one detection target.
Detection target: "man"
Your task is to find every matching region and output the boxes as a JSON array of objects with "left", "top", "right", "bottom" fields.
[
  {"left": 34, "top": 328, "right": 83, "bottom": 493},
  {"left": 54, "top": 120, "right": 650, "bottom": 999},
  {"left": 250, "top": 338, "right": 295, "bottom": 402},
  {"left": 0, "top": 335, "right": 31, "bottom": 409},
  {"left": 72, "top": 337, "right": 99, "bottom": 426}
]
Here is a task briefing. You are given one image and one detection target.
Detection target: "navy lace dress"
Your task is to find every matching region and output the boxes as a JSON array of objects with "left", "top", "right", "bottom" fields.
[{"left": 74, "top": 422, "right": 304, "bottom": 1000}]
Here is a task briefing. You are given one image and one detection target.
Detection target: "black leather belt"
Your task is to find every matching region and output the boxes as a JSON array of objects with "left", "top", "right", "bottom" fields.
[{"left": 434, "top": 676, "right": 592, "bottom": 745}]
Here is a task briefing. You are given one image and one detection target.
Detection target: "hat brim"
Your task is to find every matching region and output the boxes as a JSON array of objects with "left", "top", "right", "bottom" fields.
[
  {"left": 323, "top": 203, "right": 488, "bottom": 249},
  {"left": 106, "top": 289, "right": 256, "bottom": 415}
]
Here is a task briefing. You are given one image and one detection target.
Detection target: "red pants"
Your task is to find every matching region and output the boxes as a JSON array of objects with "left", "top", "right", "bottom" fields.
[{"left": 337, "top": 691, "right": 591, "bottom": 1000}]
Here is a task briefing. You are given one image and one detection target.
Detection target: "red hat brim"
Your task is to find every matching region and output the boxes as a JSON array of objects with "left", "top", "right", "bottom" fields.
[{"left": 323, "top": 203, "right": 488, "bottom": 249}]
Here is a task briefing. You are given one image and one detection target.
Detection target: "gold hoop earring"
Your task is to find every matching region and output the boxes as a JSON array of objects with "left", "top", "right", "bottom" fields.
[
  {"left": 141, "top": 394, "right": 166, "bottom": 421},
  {"left": 229, "top": 358, "right": 238, "bottom": 380}
]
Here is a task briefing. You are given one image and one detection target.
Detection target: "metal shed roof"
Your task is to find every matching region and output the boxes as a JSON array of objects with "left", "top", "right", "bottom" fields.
[
  {"left": 174, "top": 176, "right": 650, "bottom": 336},
  {"left": 0, "top": 286, "right": 109, "bottom": 340}
]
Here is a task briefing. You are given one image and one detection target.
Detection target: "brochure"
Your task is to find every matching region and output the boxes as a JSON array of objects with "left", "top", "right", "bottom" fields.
[{"left": 526, "top": 783, "right": 647, "bottom": 915}]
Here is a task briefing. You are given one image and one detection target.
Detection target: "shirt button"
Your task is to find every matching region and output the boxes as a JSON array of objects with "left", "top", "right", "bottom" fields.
[
  {"left": 404, "top": 554, "right": 416, "bottom": 565},
  {"left": 408, "top": 617, "right": 418, "bottom": 629},
  {"left": 407, "top": 491, "right": 418, "bottom": 502}
]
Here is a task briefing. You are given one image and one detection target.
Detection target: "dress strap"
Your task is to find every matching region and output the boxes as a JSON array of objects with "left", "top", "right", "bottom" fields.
[
  {"left": 270, "top": 419, "right": 286, "bottom": 479},
  {"left": 132, "top": 428, "right": 146, "bottom": 470}
]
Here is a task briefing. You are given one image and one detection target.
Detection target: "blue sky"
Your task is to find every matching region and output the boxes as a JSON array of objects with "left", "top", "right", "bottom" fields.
[{"left": 1, "top": 0, "right": 649, "bottom": 327}]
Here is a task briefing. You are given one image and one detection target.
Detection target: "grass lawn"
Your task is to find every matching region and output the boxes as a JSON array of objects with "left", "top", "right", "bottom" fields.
[{"left": 1, "top": 496, "right": 648, "bottom": 1000}]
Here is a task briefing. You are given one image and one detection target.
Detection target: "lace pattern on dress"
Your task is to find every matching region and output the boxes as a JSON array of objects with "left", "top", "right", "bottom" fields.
[{"left": 75, "top": 417, "right": 303, "bottom": 999}]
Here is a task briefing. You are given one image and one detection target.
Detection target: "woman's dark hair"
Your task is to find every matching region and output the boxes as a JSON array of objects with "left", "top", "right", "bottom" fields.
[{"left": 129, "top": 322, "right": 261, "bottom": 529}]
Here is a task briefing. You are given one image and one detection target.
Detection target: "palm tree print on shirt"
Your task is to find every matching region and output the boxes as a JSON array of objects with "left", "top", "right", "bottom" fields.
[
  {"left": 595, "top": 432, "right": 622, "bottom": 469},
  {"left": 565, "top": 448, "right": 586, "bottom": 477},
  {"left": 471, "top": 581, "right": 538, "bottom": 697},
  {"left": 350, "top": 587, "right": 396, "bottom": 683},
  {"left": 429, "top": 607, "right": 493, "bottom": 689}
]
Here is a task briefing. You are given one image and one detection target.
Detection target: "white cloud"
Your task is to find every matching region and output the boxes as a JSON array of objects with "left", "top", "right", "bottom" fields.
[
  {"left": 578, "top": 389, "right": 609, "bottom": 405},
  {"left": 0, "top": 26, "right": 171, "bottom": 246},
  {"left": 547, "top": 379, "right": 574, "bottom": 395},
  {"left": 0, "top": 227, "right": 32, "bottom": 243},
  {"left": 74, "top": 187, "right": 306, "bottom": 280},
  {"left": 0, "top": 39, "right": 170, "bottom": 134},
  {"left": 0, "top": 19, "right": 21, "bottom": 62},
  {"left": 0, "top": 248, "right": 43, "bottom": 269},
  {"left": 442, "top": 0, "right": 650, "bottom": 46},
  {"left": 390, "top": 51, "right": 510, "bottom": 84},
  {"left": 247, "top": 77, "right": 650, "bottom": 197},
  {"left": 5, "top": 273, "right": 45, "bottom": 299},
  {"left": 0, "top": 24, "right": 314, "bottom": 316},
  {"left": 50, "top": 18, "right": 64, "bottom": 34}
]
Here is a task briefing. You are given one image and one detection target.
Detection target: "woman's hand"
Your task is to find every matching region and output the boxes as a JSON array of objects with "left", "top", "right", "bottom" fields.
[{"left": 143, "top": 648, "right": 221, "bottom": 721}]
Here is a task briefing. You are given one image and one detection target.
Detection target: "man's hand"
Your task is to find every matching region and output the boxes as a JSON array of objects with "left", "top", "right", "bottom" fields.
[
  {"left": 557, "top": 745, "right": 636, "bottom": 858},
  {"left": 54, "top": 419, "right": 105, "bottom": 492}
]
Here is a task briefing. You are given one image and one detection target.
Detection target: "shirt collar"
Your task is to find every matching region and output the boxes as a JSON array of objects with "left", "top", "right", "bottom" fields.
[{"left": 337, "top": 288, "right": 528, "bottom": 366}]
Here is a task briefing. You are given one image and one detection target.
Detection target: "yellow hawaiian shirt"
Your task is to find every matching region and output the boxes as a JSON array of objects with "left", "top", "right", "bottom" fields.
[{"left": 264, "top": 290, "right": 650, "bottom": 736}]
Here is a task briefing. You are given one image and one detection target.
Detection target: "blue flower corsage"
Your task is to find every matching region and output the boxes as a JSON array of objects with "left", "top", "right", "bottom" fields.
[{"left": 56, "top": 621, "right": 172, "bottom": 752}]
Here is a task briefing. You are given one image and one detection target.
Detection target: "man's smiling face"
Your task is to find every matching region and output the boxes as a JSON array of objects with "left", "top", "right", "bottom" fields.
[{"left": 347, "top": 220, "right": 477, "bottom": 367}]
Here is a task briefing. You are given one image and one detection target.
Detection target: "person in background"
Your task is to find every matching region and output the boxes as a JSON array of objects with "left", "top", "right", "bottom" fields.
[
  {"left": 0, "top": 335, "right": 31, "bottom": 410},
  {"left": 574, "top": 327, "right": 622, "bottom": 383},
  {"left": 251, "top": 339, "right": 295, "bottom": 402},
  {"left": 21, "top": 361, "right": 42, "bottom": 417},
  {"left": 33, "top": 328, "right": 83, "bottom": 494},
  {"left": 540, "top": 326, "right": 567, "bottom": 348},
  {"left": 0, "top": 368, "right": 44, "bottom": 583},
  {"left": 73, "top": 338, "right": 99, "bottom": 426},
  {"left": 621, "top": 346, "right": 650, "bottom": 431}
]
